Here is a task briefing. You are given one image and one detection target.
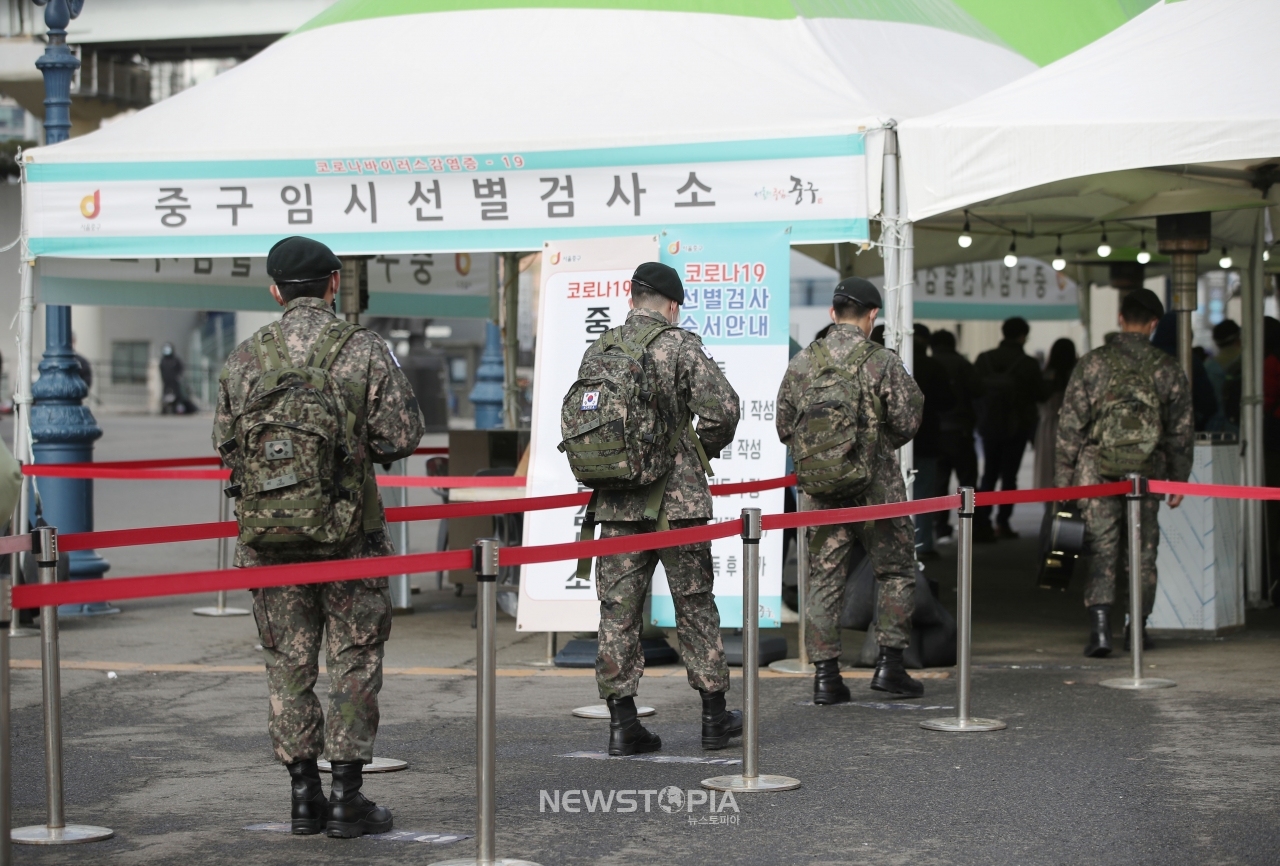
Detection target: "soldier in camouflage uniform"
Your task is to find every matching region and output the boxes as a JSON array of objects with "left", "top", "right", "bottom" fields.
[
  {"left": 776, "top": 278, "right": 925, "bottom": 702},
  {"left": 584, "top": 262, "right": 742, "bottom": 756},
  {"left": 1055, "top": 288, "right": 1193, "bottom": 657},
  {"left": 213, "top": 237, "right": 424, "bottom": 837}
]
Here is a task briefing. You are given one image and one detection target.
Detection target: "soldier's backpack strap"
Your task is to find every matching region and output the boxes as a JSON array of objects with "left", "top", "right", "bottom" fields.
[
  {"left": 575, "top": 490, "right": 600, "bottom": 584},
  {"left": 255, "top": 322, "right": 292, "bottom": 372},
  {"left": 307, "top": 320, "right": 365, "bottom": 371}
]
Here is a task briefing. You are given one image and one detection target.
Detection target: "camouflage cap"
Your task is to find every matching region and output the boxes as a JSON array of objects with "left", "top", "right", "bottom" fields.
[{"left": 267, "top": 236, "right": 342, "bottom": 283}]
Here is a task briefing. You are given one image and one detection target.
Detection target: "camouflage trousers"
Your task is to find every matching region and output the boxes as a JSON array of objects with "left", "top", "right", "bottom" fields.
[
  {"left": 595, "top": 521, "right": 729, "bottom": 700},
  {"left": 806, "top": 515, "right": 915, "bottom": 660},
  {"left": 251, "top": 577, "right": 393, "bottom": 764},
  {"left": 1081, "top": 493, "right": 1160, "bottom": 614}
]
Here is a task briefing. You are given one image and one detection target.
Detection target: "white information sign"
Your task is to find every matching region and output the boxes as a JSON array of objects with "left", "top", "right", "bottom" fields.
[{"left": 913, "top": 258, "right": 1080, "bottom": 321}]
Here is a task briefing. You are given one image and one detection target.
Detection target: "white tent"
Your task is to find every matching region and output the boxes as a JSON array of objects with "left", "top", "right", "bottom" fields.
[
  {"left": 899, "top": 0, "right": 1279, "bottom": 227},
  {"left": 896, "top": 0, "right": 1280, "bottom": 609},
  {"left": 21, "top": 1, "right": 1037, "bottom": 259}
]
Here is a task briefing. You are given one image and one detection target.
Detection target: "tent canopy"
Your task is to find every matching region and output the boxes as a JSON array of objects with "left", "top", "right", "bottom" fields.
[
  {"left": 22, "top": 0, "right": 1042, "bottom": 259},
  {"left": 898, "top": 0, "right": 1280, "bottom": 259}
]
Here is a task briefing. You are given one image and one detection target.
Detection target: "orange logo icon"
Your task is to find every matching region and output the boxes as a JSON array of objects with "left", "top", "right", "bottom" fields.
[
  {"left": 79, "top": 190, "right": 100, "bottom": 219},
  {"left": 549, "top": 251, "right": 561, "bottom": 265},
  {"left": 667, "top": 240, "right": 681, "bottom": 255},
  {"left": 455, "top": 253, "right": 472, "bottom": 276}
]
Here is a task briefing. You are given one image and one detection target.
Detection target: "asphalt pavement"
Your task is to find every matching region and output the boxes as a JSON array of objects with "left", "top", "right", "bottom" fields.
[{"left": 3, "top": 413, "right": 1278, "bottom": 865}]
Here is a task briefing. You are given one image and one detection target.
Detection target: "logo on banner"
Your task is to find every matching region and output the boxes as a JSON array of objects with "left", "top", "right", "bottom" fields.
[
  {"left": 79, "top": 190, "right": 100, "bottom": 220},
  {"left": 455, "top": 253, "right": 471, "bottom": 276},
  {"left": 580, "top": 390, "right": 600, "bottom": 411},
  {"left": 667, "top": 241, "right": 681, "bottom": 255},
  {"left": 549, "top": 251, "right": 562, "bottom": 265}
]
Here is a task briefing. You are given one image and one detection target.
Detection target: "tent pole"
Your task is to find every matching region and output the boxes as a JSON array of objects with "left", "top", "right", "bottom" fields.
[
  {"left": 1245, "top": 210, "right": 1268, "bottom": 607},
  {"left": 14, "top": 258, "right": 33, "bottom": 467},
  {"left": 502, "top": 252, "right": 519, "bottom": 430},
  {"left": 880, "top": 121, "right": 900, "bottom": 356}
]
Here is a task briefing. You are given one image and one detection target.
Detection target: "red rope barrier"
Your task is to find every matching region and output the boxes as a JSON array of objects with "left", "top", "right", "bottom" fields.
[
  {"left": 11, "top": 548, "right": 473, "bottom": 610},
  {"left": 973, "top": 481, "right": 1131, "bottom": 507},
  {"left": 762, "top": 495, "right": 962, "bottom": 531},
  {"left": 1148, "top": 479, "right": 1280, "bottom": 500}
]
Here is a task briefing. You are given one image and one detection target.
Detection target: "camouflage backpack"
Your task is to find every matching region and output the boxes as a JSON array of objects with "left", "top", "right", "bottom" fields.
[
  {"left": 1092, "top": 346, "right": 1163, "bottom": 479},
  {"left": 559, "top": 320, "right": 698, "bottom": 496},
  {"left": 220, "top": 320, "right": 381, "bottom": 552},
  {"left": 790, "top": 339, "right": 883, "bottom": 500}
]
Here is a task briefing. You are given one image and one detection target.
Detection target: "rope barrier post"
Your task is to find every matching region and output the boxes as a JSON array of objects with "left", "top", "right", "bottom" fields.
[
  {"left": 12, "top": 526, "right": 112, "bottom": 845},
  {"left": 8, "top": 486, "right": 37, "bottom": 639},
  {"left": 922, "top": 487, "right": 1005, "bottom": 732},
  {"left": 390, "top": 458, "right": 413, "bottom": 613},
  {"left": 770, "top": 492, "right": 812, "bottom": 674},
  {"left": 703, "top": 509, "right": 801, "bottom": 794},
  {"left": 1101, "top": 476, "right": 1176, "bottom": 691},
  {"left": 0, "top": 546, "right": 12, "bottom": 865},
  {"left": 193, "top": 482, "right": 248, "bottom": 617},
  {"left": 434, "top": 538, "right": 541, "bottom": 866}
]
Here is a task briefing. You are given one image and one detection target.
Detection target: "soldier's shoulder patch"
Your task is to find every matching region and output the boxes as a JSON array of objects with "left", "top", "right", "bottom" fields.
[{"left": 701, "top": 345, "right": 715, "bottom": 361}]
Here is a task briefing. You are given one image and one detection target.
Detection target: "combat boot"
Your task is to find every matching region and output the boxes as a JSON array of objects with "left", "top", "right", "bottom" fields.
[
  {"left": 326, "top": 762, "right": 393, "bottom": 838},
  {"left": 607, "top": 695, "right": 661, "bottom": 756},
  {"left": 870, "top": 646, "right": 924, "bottom": 698},
  {"left": 812, "top": 658, "right": 851, "bottom": 705},
  {"left": 287, "top": 758, "right": 326, "bottom": 836},
  {"left": 700, "top": 690, "right": 743, "bottom": 750},
  {"left": 1084, "top": 604, "right": 1113, "bottom": 658}
]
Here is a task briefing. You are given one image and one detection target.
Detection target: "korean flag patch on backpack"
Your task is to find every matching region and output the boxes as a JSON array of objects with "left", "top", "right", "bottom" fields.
[{"left": 581, "top": 390, "right": 600, "bottom": 411}]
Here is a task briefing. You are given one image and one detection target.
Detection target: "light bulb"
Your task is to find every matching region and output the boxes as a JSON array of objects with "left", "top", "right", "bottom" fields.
[
  {"left": 1052, "top": 256, "right": 1066, "bottom": 271},
  {"left": 1219, "top": 248, "right": 1233, "bottom": 269},
  {"left": 958, "top": 214, "right": 973, "bottom": 248},
  {"left": 1265, "top": 249, "right": 1271, "bottom": 262},
  {"left": 1004, "top": 237, "right": 1017, "bottom": 268},
  {"left": 1137, "top": 249, "right": 1151, "bottom": 265},
  {"left": 1097, "top": 242, "right": 1111, "bottom": 258}
]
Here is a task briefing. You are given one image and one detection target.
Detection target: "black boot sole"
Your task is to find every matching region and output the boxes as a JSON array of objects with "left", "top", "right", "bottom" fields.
[
  {"left": 701, "top": 729, "right": 742, "bottom": 750},
  {"left": 609, "top": 736, "right": 662, "bottom": 757},
  {"left": 870, "top": 676, "right": 923, "bottom": 698},
  {"left": 1084, "top": 644, "right": 1112, "bottom": 658},
  {"left": 813, "top": 689, "right": 851, "bottom": 705},
  {"left": 326, "top": 815, "right": 392, "bottom": 839},
  {"left": 291, "top": 818, "right": 325, "bottom": 836}
]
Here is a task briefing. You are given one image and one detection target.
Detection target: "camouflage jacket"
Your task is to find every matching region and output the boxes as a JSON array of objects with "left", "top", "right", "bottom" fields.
[
  {"left": 590, "top": 307, "right": 740, "bottom": 522},
  {"left": 1054, "top": 331, "right": 1194, "bottom": 488},
  {"left": 776, "top": 323, "right": 924, "bottom": 506},
  {"left": 213, "top": 296, "right": 426, "bottom": 566}
]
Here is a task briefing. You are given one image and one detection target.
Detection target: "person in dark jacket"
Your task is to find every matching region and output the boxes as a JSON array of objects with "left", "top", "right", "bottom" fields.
[
  {"left": 911, "top": 324, "right": 955, "bottom": 559},
  {"left": 929, "top": 329, "right": 982, "bottom": 542},
  {"left": 972, "top": 317, "right": 1045, "bottom": 542},
  {"left": 1151, "top": 312, "right": 1216, "bottom": 432}
]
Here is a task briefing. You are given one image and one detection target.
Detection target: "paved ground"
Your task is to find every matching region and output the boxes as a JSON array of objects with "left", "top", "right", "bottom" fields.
[{"left": 4, "top": 414, "right": 1279, "bottom": 865}]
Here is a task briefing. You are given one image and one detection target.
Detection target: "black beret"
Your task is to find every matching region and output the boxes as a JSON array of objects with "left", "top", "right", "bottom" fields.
[
  {"left": 267, "top": 236, "right": 342, "bottom": 283},
  {"left": 833, "top": 276, "right": 881, "bottom": 309},
  {"left": 1125, "top": 287, "right": 1165, "bottom": 321},
  {"left": 632, "top": 262, "right": 684, "bottom": 305}
]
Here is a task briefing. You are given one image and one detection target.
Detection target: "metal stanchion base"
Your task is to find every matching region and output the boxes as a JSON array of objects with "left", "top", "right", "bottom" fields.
[
  {"left": 8, "top": 626, "right": 39, "bottom": 638},
  {"left": 192, "top": 606, "right": 250, "bottom": 617},
  {"left": 920, "top": 716, "right": 1007, "bottom": 732},
  {"left": 430, "top": 854, "right": 540, "bottom": 859},
  {"left": 1099, "top": 677, "right": 1176, "bottom": 690},
  {"left": 317, "top": 757, "right": 407, "bottom": 773},
  {"left": 12, "top": 824, "right": 114, "bottom": 845},
  {"left": 571, "top": 704, "right": 655, "bottom": 719},
  {"left": 767, "top": 658, "right": 814, "bottom": 674},
  {"left": 701, "top": 773, "right": 801, "bottom": 793}
]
